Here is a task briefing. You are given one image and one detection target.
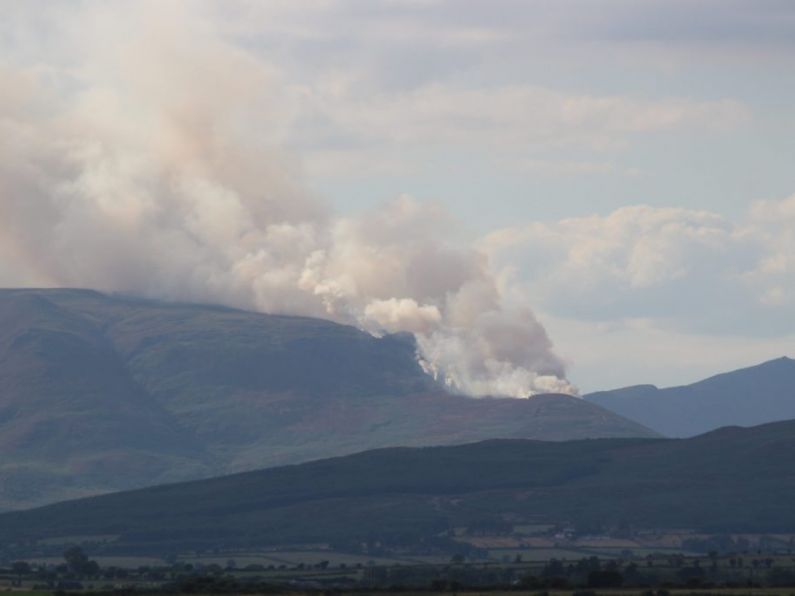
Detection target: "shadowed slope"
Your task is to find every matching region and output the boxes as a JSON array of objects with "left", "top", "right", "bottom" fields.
[
  {"left": 1, "top": 419, "right": 792, "bottom": 554},
  {"left": 0, "top": 289, "right": 655, "bottom": 510}
]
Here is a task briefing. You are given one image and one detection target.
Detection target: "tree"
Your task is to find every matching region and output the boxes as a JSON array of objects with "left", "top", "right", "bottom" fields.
[
  {"left": 677, "top": 564, "right": 705, "bottom": 584},
  {"left": 588, "top": 569, "right": 624, "bottom": 588},
  {"left": 64, "top": 546, "right": 89, "bottom": 572},
  {"left": 63, "top": 546, "right": 99, "bottom": 576},
  {"left": 543, "top": 558, "right": 566, "bottom": 578},
  {"left": 624, "top": 562, "right": 640, "bottom": 582},
  {"left": 11, "top": 561, "right": 30, "bottom": 586},
  {"left": 12, "top": 561, "right": 31, "bottom": 576}
]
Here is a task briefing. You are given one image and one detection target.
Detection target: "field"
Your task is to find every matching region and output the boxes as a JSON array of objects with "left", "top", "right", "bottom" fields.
[{"left": 3, "top": 549, "right": 795, "bottom": 594}]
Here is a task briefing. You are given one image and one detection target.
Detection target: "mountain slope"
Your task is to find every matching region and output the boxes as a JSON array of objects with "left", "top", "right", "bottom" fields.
[
  {"left": 1, "top": 419, "right": 793, "bottom": 555},
  {"left": 0, "top": 288, "right": 655, "bottom": 510},
  {"left": 585, "top": 357, "right": 795, "bottom": 437}
]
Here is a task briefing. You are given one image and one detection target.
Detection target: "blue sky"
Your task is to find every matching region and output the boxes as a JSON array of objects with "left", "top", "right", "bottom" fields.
[{"left": 1, "top": 0, "right": 794, "bottom": 392}]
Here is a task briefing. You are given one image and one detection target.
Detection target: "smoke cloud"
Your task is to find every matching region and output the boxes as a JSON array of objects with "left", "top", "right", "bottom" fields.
[{"left": 0, "top": 2, "right": 574, "bottom": 397}]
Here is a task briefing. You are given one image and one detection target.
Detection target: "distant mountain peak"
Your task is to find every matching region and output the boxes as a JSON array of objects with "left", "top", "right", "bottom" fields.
[
  {"left": 767, "top": 355, "right": 795, "bottom": 365},
  {"left": 586, "top": 357, "right": 795, "bottom": 438}
]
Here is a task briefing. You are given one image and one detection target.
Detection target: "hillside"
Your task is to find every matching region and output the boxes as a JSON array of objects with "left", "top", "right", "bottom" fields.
[
  {"left": 585, "top": 357, "right": 795, "bottom": 437},
  {"left": 1, "top": 419, "right": 793, "bottom": 555},
  {"left": 0, "top": 289, "right": 655, "bottom": 510}
]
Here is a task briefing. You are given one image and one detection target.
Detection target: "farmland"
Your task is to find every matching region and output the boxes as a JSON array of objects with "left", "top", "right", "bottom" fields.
[{"left": 3, "top": 548, "right": 795, "bottom": 593}]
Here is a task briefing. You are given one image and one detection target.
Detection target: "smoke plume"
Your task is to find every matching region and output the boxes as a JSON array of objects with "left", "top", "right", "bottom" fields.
[{"left": 0, "top": 2, "right": 574, "bottom": 397}]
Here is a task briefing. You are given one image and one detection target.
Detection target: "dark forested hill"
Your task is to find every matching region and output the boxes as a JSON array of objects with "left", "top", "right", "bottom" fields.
[
  {"left": 1, "top": 419, "right": 793, "bottom": 555},
  {"left": 0, "top": 289, "right": 655, "bottom": 510},
  {"left": 585, "top": 357, "right": 795, "bottom": 437}
]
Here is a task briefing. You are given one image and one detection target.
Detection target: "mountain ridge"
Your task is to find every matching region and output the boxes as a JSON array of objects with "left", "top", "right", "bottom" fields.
[
  {"left": 585, "top": 356, "right": 795, "bottom": 437},
  {"left": 0, "top": 288, "right": 655, "bottom": 511}
]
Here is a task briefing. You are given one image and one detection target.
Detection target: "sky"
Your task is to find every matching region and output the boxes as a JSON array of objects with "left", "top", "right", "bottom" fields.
[{"left": 1, "top": 0, "right": 794, "bottom": 392}]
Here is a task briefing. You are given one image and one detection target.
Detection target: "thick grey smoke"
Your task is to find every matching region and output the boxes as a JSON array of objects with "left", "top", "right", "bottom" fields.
[{"left": 0, "top": 2, "right": 574, "bottom": 397}]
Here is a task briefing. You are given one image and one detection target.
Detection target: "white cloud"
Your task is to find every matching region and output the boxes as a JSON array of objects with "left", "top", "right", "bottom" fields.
[
  {"left": 276, "top": 79, "right": 750, "bottom": 184},
  {"left": 291, "top": 82, "right": 749, "bottom": 162},
  {"left": 483, "top": 198, "right": 795, "bottom": 336}
]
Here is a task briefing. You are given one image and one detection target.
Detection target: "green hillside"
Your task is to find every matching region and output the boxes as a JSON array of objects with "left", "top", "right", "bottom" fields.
[
  {"left": 1, "top": 419, "right": 793, "bottom": 555},
  {"left": 0, "top": 289, "right": 655, "bottom": 510}
]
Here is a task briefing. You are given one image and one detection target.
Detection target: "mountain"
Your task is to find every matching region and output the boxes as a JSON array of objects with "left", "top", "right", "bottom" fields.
[
  {"left": 0, "top": 288, "right": 655, "bottom": 511},
  {"left": 2, "top": 419, "right": 793, "bottom": 555},
  {"left": 585, "top": 357, "right": 795, "bottom": 437}
]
